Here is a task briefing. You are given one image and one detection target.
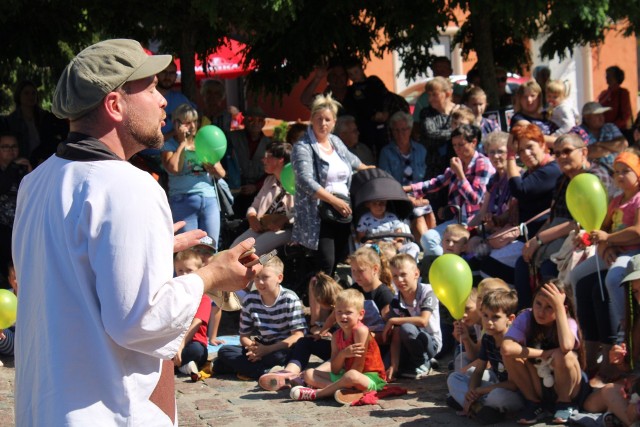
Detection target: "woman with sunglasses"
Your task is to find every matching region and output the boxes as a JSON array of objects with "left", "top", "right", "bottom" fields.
[{"left": 513, "top": 133, "right": 614, "bottom": 309}]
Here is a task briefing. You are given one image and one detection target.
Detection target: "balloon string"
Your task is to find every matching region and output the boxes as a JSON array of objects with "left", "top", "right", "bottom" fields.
[
  {"left": 630, "top": 283, "right": 634, "bottom": 371},
  {"left": 459, "top": 335, "right": 463, "bottom": 372},
  {"left": 594, "top": 242, "right": 605, "bottom": 301}
]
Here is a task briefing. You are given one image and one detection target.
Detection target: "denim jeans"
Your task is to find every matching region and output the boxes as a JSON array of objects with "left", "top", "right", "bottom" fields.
[
  {"left": 213, "top": 344, "right": 290, "bottom": 379},
  {"left": 447, "top": 368, "right": 524, "bottom": 412},
  {"left": 169, "top": 193, "right": 220, "bottom": 249}
]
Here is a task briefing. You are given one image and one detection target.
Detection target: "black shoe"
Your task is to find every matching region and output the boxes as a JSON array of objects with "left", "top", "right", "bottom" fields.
[
  {"left": 446, "top": 395, "right": 463, "bottom": 411},
  {"left": 473, "top": 405, "right": 505, "bottom": 425}
]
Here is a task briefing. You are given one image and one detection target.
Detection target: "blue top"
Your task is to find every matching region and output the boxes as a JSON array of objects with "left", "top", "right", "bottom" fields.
[
  {"left": 378, "top": 140, "right": 427, "bottom": 185},
  {"left": 162, "top": 138, "right": 216, "bottom": 198}
]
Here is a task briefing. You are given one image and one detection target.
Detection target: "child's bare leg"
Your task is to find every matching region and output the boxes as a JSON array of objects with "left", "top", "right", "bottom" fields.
[
  {"left": 314, "top": 370, "right": 371, "bottom": 399},
  {"left": 502, "top": 355, "right": 542, "bottom": 402},
  {"left": 302, "top": 365, "right": 333, "bottom": 389},
  {"left": 208, "top": 306, "right": 223, "bottom": 345},
  {"left": 601, "top": 383, "right": 634, "bottom": 425},
  {"left": 386, "top": 327, "right": 401, "bottom": 381},
  {"left": 551, "top": 349, "right": 581, "bottom": 403},
  {"left": 582, "top": 386, "right": 609, "bottom": 413},
  {"left": 412, "top": 217, "right": 427, "bottom": 245}
]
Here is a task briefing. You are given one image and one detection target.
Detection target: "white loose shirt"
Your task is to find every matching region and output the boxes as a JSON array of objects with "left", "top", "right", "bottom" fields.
[{"left": 12, "top": 154, "right": 203, "bottom": 426}]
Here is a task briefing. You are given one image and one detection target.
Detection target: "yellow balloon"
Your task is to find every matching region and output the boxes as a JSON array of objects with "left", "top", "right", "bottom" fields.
[
  {"left": 428, "top": 254, "right": 472, "bottom": 320},
  {"left": 0, "top": 289, "right": 17, "bottom": 329},
  {"left": 566, "top": 173, "right": 608, "bottom": 232}
]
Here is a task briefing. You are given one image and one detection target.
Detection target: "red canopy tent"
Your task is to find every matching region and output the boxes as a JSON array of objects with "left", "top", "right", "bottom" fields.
[{"left": 174, "top": 38, "right": 254, "bottom": 81}]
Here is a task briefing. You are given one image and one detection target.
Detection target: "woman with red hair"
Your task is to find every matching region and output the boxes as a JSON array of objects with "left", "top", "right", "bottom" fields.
[
  {"left": 507, "top": 124, "right": 562, "bottom": 237},
  {"left": 478, "top": 124, "right": 562, "bottom": 303}
]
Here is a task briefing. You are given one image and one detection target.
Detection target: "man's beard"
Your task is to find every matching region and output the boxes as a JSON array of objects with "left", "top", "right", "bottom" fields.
[{"left": 124, "top": 109, "right": 164, "bottom": 151}]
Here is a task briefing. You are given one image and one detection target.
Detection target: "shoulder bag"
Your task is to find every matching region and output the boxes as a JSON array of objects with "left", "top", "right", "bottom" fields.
[{"left": 486, "top": 208, "right": 550, "bottom": 249}]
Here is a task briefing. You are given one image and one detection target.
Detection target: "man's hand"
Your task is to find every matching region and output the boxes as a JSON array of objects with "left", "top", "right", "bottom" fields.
[
  {"left": 197, "top": 238, "right": 261, "bottom": 293},
  {"left": 173, "top": 221, "right": 207, "bottom": 253}
]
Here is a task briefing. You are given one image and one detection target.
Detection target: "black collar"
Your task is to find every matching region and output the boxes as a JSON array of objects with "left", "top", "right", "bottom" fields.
[{"left": 56, "top": 133, "right": 122, "bottom": 162}]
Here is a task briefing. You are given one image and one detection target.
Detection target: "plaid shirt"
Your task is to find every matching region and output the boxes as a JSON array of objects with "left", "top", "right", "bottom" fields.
[{"left": 410, "top": 151, "right": 495, "bottom": 222}]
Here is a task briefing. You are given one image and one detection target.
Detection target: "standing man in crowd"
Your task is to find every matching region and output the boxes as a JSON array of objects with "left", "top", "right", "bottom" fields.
[
  {"left": 156, "top": 59, "right": 195, "bottom": 140},
  {"left": 12, "top": 39, "right": 260, "bottom": 426}
]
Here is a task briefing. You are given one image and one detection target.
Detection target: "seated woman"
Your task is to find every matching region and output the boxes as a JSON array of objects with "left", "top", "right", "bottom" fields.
[
  {"left": 508, "top": 124, "right": 562, "bottom": 237},
  {"left": 231, "top": 141, "right": 294, "bottom": 255},
  {"left": 477, "top": 124, "right": 562, "bottom": 281},
  {"left": 513, "top": 133, "right": 615, "bottom": 310},
  {"left": 510, "top": 80, "right": 557, "bottom": 149},
  {"left": 404, "top": 124, "right": 494, "bottom": 254},
  {"left": 379, "top": 111, "right": 435, "bottom": 243},
  {"left": 467, "top": 131, "right": 515, "bottom": 231}
]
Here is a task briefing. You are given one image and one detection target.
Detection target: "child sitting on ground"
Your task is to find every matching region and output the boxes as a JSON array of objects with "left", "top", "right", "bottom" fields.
[
  {"left": 356, "top": 199, "right": 421, "bottom": 258},
  {"left": 193, "top": 237, "right": 226, "bottom": 346},
  {"left": 259, "top": 247, "right": 395, "bottom": 392},
  {"left": 258, "top": 272, "right": 342, "bottom": 391},
  {"left": 449, "top": 278, "right": 512, "bottom": 371},
  {"left": 502, "top": 280, "right": 590, "bottom": 425},
  {"left": 546, "top": 80, "right": 578, "bottom": 136},
  {"left": 290, "top": 289, "right": 387, "bottom": 404},
  {"left": 419, "top": 223, "right": 471, "bottom": 358},
  {"left": 214, "top": 256, "right": 307, "bottom": 380},
  {"left": 383, "top": 254, "right": 442, "bottom": 381},
  {"left": 582, "top": 255, "right": 640, "bottom": 426},
  {"left": 447, "top": 288, "right": 523, "bottom": 424},
  {"left": 172, "top": 249, "right": 212, "bottom": 381},
  {"left": 451, "top": 288, "right": 481, "bottom": 368},
  {"left": 0, "top": 262, "right": 17, "bottom": 366}
]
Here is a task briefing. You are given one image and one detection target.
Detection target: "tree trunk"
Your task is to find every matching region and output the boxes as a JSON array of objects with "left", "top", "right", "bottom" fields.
[
  {"left": 468, "top": 0, "right": 499, "bottom": 109},
  {"left": 179, "top": 28, "right": 198, "bottom": 102}
]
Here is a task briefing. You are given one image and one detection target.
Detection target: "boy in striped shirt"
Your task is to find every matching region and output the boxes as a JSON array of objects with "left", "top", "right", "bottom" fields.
[{"left": 213, "top": 256, "right": 307, "bottom": 379}]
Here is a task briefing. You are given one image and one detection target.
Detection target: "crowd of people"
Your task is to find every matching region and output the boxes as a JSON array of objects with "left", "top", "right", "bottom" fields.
[{"left": 4, "top": 41, "right": 640, "bottom": 426}]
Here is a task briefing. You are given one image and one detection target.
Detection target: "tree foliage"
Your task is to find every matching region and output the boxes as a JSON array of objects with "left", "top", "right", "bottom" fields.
[{"left": 0, "top": 0, "right": 637, "bottom": 112}]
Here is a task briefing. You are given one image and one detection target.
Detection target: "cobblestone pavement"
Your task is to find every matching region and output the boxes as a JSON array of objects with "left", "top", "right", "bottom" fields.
[
  {"left": 0, "top": 355, "right": 554, "bottom": 426},
  {"left": 0, "top": 312, "right": 551, "bottom": 426}
]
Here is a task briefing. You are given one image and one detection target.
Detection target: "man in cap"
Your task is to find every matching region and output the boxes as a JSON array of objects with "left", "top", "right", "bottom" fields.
[
  {"left": 571, "top": 101, "right": 628, "bottom": 172},
  {"left": 157, "top": 59, "right": 196, "bottom": 140},
  {"left": 12, "top": 39, "right": 260, "bottom": 426}
]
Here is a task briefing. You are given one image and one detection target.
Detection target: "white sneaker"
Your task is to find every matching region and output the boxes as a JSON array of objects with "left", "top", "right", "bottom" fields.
[{"left": 178, "top": 360, "right": 198, "bottom": 376}]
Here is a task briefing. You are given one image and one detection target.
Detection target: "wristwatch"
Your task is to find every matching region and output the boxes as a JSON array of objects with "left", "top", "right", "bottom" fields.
[{"left": 535, "top": 236, "right": 543, "bottom": 246}]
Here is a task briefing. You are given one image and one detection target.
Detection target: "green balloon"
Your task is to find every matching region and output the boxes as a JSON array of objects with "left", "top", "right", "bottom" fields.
[
  {"left": 566, "top": 173, "right": 607, "bottom": 232},
  {"left": 195, "top": 125, "right": 227, "bottom": 165},
  {"left": 428, "top": 254, "right": 472, "bottom": 320},
  {"left": 0, "top": 289, "right": 17, "bottom": 329},
  {"left": 280, "top": 163, "right": 296, "bottom": 195}
]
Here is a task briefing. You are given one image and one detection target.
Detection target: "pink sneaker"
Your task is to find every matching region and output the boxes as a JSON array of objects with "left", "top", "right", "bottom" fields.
[
  {"left": 290, "top": 386, "right": 316, "bottom": 401},
  {"left": 258, "top": 370, "right": 297, "bottom": 391}
]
